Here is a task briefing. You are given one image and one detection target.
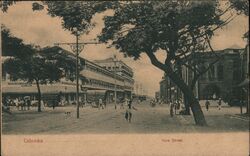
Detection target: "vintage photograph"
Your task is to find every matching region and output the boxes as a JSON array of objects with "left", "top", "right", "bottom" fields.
[{"left": 1, "top": 1, "right": 249, "bottom": 156}]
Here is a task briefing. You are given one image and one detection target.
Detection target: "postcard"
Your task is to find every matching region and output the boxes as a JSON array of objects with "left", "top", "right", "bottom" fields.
[{"left": 1, "top": 1, "right": 249, "bottom": 156}]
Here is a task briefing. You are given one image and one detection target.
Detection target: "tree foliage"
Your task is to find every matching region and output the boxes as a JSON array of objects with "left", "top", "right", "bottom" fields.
[
  {"left": 2, "top": 26, "right": 76, "bottom": 112},
  {"left": 42, "top": 1, "right": 118, "bottom": 35},
  {"left": 1, "top": 25, "right": 34, "bottom": 58},
  {"left": 229, "top": 0, "right": 249, "bottom": 16},
  {"left": 99, "top": 1, "right": 230, "bottom": 62},
  {"left": 96, "top": 1, "right": 236, "bottom": 125},
  {"left": 0, "top": 0, "right": 16, "bottom": 12}
]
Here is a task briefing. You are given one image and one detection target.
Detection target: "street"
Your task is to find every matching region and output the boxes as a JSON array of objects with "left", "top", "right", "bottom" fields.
[{"left": 2, "top": 100, "right": 249, "bottom": 134}]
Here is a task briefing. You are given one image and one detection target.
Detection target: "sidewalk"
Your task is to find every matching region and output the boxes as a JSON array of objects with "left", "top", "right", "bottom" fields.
[
  {"left": 226, "top": 114, "right": 249, "bottom": 122},
  {"left": 199, "top": 100, "right": 229, "bottom": 107}
]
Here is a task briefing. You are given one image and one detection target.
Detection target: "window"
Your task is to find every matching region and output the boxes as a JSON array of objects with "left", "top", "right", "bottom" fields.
[
  {"left": 200, "top": 64, "right": 207, "bottom": 80},
  {"left": 232, "top": 60, "right": 240, "bottom": 81},
  {"left": 208, "top": 64, "right": 215, "bottom": 81},
  {"left": 217, "top": 64, "right": 224, "bottom": 80},
  {"left": 70, "top": 94, "right": 74, "bottom": 101}
]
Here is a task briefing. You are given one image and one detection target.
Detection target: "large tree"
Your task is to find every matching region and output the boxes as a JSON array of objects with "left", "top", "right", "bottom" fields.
[
  {"left": 96, "top": 1, "right": 237, "bottom": 126},
  {"left": 2, "top": 26, "right": 76, "bottom": 112},
  {"left": 177, "top": 37, "right": 225, "bottom": 115}
]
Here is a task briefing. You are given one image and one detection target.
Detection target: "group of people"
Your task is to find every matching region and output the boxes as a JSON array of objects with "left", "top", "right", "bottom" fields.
[
  {"left": 3, "top": 96, "right": 31, "bottom": 111},
  {"left": 205, "top": 98, "right": 222, "bottom": 111},
  {"left": 95, "top": 97, "right": 138, "bottom": 123},
  {"left": 169, "top": 100, "right": 181, "bottom": 117}
]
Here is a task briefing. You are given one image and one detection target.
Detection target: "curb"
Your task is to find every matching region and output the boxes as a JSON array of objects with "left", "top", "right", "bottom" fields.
[{"left": 226, "top": 114, "right": 249, "bottom": 122}]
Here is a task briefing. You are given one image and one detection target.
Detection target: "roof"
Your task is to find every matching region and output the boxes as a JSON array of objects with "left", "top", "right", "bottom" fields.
[
  {"left": 93, "top": 57, "right": 133, "bottom": 72},
  {"left": 2, "top": 84, "right": 81, "bottom": 94},
  {"left": 226, "top": 44, "right": 244, "bottom": 50}
]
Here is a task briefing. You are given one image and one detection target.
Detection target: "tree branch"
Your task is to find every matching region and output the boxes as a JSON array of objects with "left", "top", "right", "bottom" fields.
[{"left": 145, "top": 51, "right": 167, "bottom": 72}]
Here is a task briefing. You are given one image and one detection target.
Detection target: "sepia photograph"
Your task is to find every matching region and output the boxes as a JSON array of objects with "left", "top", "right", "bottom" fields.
[{"left": 1, "top": 1, "right": 249, "bottom": 156}]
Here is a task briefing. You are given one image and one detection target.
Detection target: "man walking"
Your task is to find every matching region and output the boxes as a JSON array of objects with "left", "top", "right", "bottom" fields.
[
  {"left": 218, "top": 98, "right": 222, "bottom": 110},
  {"left": 205, "top": 100, "right": 210, "bottom": 111},
  {"left": 125, "top": 99, "right": 137, "bottom": 123},
  {"left": 98, "top": 98, "right": 104, "bottom": 109},
  {"left": 170, "top": 101, "right": 174, "bottom": 117}
]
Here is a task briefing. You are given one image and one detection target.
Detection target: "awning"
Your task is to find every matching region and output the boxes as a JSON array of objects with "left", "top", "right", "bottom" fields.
[{"left": 2, "top": 84, "right": 85, "bottom": 94}]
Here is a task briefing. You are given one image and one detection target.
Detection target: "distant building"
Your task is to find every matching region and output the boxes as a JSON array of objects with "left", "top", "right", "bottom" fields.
[
  {"left": 197, "top": 48, "right": 243, "bottom": 100},
  {"left": 159, "top": 47, "right": 245, "bottom": 103},
  {"left": 93, "top": 56, "right": 134, "bottom": 99},
  {"left": 2, "top": 46, "right": 134, "bottom": 105}
]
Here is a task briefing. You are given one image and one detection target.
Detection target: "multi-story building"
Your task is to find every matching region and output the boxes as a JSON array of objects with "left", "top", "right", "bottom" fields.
[
  {"left": 93, "top": 56, "right": 134, "bottom": 99},
  {"left": 2, "top": 46, "right": 134, "bottom": 105},
  {"left": 197, "top": 48, "right": 243, "bottom": 100},
  {"left": 159, "top": 47, "right": 245, "bottom": 103}
]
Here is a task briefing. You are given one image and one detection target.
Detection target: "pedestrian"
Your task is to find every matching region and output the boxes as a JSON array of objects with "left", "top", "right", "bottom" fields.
[
  {"left": 218, "top": 98, "right": 222, "bottom": 110},
  {"left": 170, "top": 101, "right": 174, "bottom": 117},
  {"left": 14, "top": 98, "right": 19, "bottom": 110},
  {"left": 174, "top": 100, "right": 178, "bottom": 115},
  {"left": 177, "top": 100, "right": 181, "bottom": 110},
  {"left": 98, "top": 98, "right": 104, "bottom": 109},
  {"left": 120, "top": 98, "right": 124, "bottom": 109},
  {"left": 27, "top": 98, "right": 31, "bottom": 110},
  {"left": 205, "top": 100, "right": 210, "bottom": 111},
  {"left": 52, "top": 100, "right": 56, "bottom": 110},
  {"left": 20, "top": 97, "right": 25, "bottom": 111},
  {"left": 125, "top": 99, "right": 137, "bottom": 123}
]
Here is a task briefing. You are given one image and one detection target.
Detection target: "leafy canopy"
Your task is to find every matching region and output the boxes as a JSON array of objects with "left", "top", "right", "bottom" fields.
[
  {"left": 43, "top": 1, "right": 118, "bottom": 35},
  {"left": 1, "top": 25, "right": 34, "bottom": 58},
  {"left": 229, "top": 0, "right": 249, "bottom": 16},
  {"left": 98, "top": 1, "right": 229, "bottom": 63},
  {"left": 2, "top": 25, "right": 76, "bottom": 83}
]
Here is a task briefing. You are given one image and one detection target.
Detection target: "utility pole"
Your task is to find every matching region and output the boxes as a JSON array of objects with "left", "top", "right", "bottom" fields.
[
  {"left": 55, "top": 29, "right": 99, "bottom": 118},
  {"left": 114, "top": 55, "right": 117, "bottom": 109}
]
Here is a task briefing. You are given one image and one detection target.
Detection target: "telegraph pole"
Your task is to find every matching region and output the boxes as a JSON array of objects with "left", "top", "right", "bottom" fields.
[
  {"left": 114, "top": 55, "right": 117, "bottom": 109},
  {"left": 55, "top": 30, "right": 99, "bottom": 118}
]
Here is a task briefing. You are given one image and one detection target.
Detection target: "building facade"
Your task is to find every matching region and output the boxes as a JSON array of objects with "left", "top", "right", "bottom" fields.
[
  {"left": 198, "top": 48, "right": 243, "bottom": 100},
  {"left": 93, "top": 57, "right": 134, "bottom": 99},
  {"left": 2, "top": 46, "right": 134, "bottom": 105},
  {"left": 159, "top": 47, "right": 245, "bottom": 103}
]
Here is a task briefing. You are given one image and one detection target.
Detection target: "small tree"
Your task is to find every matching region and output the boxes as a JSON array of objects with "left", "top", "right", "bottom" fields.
[{"left": 2, "top": 26, "right": 76, "bottom": 112}]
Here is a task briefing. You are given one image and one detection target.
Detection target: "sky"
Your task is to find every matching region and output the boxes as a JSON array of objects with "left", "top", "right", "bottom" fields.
[{"left": 1, "top": 1, "right": 248, "bottom": 96}]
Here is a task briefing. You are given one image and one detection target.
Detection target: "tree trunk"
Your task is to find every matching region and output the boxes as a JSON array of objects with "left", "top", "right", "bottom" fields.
[
  {"left": 146, "top": 51, "right": 207, "bottom": 126},
  {"left": 246, "top": 88, "right": 249, "bottom": 114},
  {"left": 165, "top": 65, "right": 207, "bottom": 126},
  {"left": 35, "top": 79, "right": 42, "bottom": 112},
  {"left": 184, "top": 95, "right": 191, "bottom": 115}
]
